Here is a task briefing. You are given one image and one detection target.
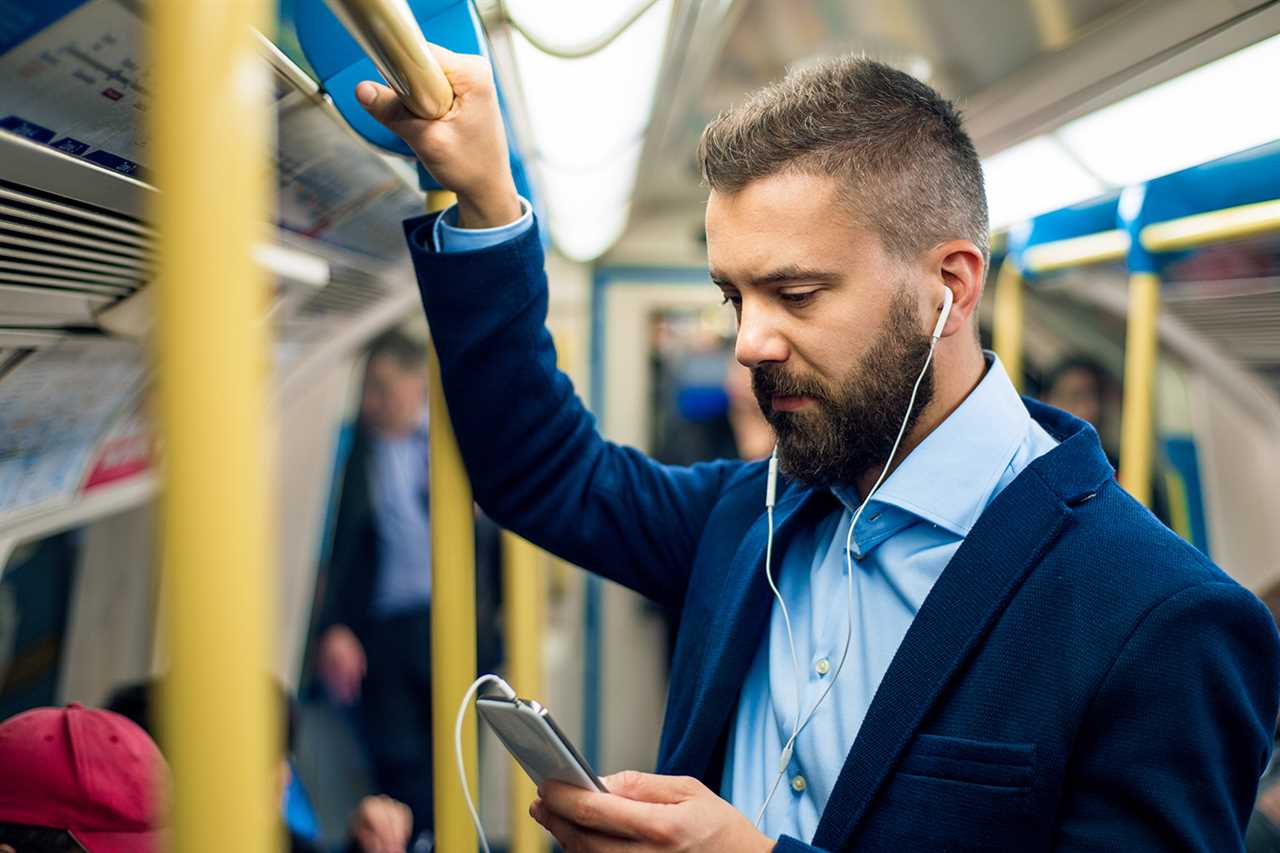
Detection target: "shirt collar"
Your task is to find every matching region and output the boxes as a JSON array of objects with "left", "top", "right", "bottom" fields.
[{"left": 833, "top": 352, "right": 1029, "bottom": 540}]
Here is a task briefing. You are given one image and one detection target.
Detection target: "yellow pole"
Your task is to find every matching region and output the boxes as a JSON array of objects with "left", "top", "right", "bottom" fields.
[
  {"left": 503, "top": 532, "right": 547, "bottom": 853},
  {"left": 425, "top": 189, "right": 480, "bottom": 851},
  {"left": 1119, "top": 272, "right": 1161, "bottom": 507},
  {"left": 151, "top": 3, "right": 277, "bottom": 852},
  {"left": 992, "top": 258, "right": 1025, "bottom": 393}
]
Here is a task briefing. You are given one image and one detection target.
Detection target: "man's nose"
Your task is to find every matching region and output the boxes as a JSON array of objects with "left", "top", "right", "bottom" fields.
[{"left": 735, "top": 304, "right": 789, "bottom": 368}]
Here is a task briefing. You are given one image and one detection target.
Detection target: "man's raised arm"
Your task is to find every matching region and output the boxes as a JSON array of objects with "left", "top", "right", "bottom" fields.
[{"left": 355, "top": 54, "right": 740, "bottom": 610}]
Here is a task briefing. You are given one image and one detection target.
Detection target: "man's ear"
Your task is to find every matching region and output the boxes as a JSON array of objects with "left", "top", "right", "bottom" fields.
[{"left": 930, "top": 240, "right": 985, "bottom": 338}]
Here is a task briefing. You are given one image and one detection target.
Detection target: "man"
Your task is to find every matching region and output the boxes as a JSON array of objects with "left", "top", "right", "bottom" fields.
[
  {"left": 312, "top": 329, "right": 502, "bottom": 839},
  {"left": 103, "top": 678, "right": 414, "bottom": 853},
  {"left": 0, "top": 704, "right": 169, "bottom": 852},
  {"left": 355, "top": 50, "right": 1280, "bottom": 851},
  {"left": 1041, "top": 355, "right": 1111, "bottom": 431},
  {"left": 1041, "top": 354, "right": 1170, "bottom": 526}
]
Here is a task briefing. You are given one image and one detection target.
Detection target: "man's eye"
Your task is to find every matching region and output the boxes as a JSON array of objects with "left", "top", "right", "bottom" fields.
[{"left": 780, "top": 290, "right": 818, "bottom": 306}]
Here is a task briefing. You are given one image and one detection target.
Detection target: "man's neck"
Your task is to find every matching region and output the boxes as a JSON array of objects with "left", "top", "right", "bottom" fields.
[{"left": 853, "top": 341, "right": 987, "bottom": 499}]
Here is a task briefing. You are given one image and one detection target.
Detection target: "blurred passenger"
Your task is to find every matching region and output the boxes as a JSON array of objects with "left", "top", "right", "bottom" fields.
[
  {"left": 1042, "top": 354, "right": 1171, "bottom": 525},
  {"left": 103, "top": 678, "right": 412, "bottom": 853},
  {"left": 1042, "top": 355, "right": 1110, "bottom": 430},
  {"left": 357, "top": 50, "right": 1279, "bottom": 851},
  {"left": 0, "top": 704, "right": 168, "bottom": 853},
  {"left": 311, "top": 329, "right": 502, "bottom": 840}
]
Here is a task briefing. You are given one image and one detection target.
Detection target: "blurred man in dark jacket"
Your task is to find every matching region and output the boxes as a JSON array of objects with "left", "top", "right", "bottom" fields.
[{"left": 312, "top": 329, "right": 502, "bottom": 839}]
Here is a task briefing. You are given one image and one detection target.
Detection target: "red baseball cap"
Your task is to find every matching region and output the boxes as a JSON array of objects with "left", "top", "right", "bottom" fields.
[{"left": 0, "top": 703, "right": 169, "bottom": 853}]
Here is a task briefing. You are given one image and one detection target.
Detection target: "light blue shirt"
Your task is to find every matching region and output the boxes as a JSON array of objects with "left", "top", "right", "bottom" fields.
[
  {"left": 431, "top": 201, "right": 1059, "bottom": 842},
  {"left": 723, "top": 354, "right": 1058, "bottom": 841},
  {"left": 432, "top": 195, "right": 534, "bottom": 252},
  {"left": 369, "top": 412, "right": 433, "bottom": 616}
]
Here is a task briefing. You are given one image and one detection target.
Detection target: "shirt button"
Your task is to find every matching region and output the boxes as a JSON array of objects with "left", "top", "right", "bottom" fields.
[
  {"left": 815, "top": 658, "right": 831, "bottom": 676},
  {"left": 791, "top": 774, "right": 807, "bottom": 793}
]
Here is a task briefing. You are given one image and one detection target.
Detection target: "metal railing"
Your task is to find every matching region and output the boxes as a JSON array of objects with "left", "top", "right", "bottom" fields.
[
  {"left": 993, "top": 185, "right": 1280, "bottom": 511},
  {"left": 152, "top": 1, "right": 277, "bottom": 850},
  {"left": 154, "top": 0, "right": 548, "bottom": 848}
]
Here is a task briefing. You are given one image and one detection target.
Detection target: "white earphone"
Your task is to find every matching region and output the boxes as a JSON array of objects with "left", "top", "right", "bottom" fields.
[
  {"left": 932, "top": 285, "right": 954, "bottom": 341},
  {"left": 755, "top": 287, "right": 953, "bottom": 827}
]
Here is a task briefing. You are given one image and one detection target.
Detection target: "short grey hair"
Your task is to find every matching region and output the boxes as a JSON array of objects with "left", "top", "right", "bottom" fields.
[{"left": 697, "top": 55, "right": 988, "bottom": 263}]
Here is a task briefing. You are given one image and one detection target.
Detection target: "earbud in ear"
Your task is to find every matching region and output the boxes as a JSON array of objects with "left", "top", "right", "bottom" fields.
[{"left": 931, "top": 287, "right": 954, "bottom": 341}]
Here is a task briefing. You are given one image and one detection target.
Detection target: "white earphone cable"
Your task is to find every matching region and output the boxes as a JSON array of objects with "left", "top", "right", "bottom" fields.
[
  {"left": 455, "top": 673, "right": 518, "bottom": 853},
  {"left": 754, "top": 333, "right": 940, "bottom": 828}
]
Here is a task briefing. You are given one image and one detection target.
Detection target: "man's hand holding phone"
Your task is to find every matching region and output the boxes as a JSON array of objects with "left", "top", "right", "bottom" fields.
[
  {"left": 355, "top": 45, "right": 522, "bottom": 230},
  {"left": 531, "top": 770, "right": 776, "bottom": 852}
]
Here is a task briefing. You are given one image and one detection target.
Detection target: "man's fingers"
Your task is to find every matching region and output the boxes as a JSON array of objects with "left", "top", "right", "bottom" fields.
[
  {"left": 356, "top": 81, "right": 410, "bottom": 126},
  {"left": 425, "top": 41, "right": 458, "bottom": 71},
  {"left": 531, "top": 799, "right": 640, "bottom": 853},
  {"left": 601, "top": 770, "right": 700, "bottom": 804},
  {"left": 538, "top": 781, "right": 667, "bottom": 841}
]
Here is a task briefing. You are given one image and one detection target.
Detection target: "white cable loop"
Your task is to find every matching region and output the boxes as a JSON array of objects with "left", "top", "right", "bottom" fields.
[{"left": 455, "top": 673, "right": 518, "bottom": 853}]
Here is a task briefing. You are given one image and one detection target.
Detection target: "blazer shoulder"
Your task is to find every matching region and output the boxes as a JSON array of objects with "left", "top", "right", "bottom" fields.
[{"left": 1055, "top": 476, "right": 1236, "bottom": 598}]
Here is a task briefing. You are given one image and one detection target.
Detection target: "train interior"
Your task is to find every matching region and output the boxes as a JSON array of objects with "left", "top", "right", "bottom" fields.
[{"left": 1, "top": 0, "right": 1279, "bottom": 850}]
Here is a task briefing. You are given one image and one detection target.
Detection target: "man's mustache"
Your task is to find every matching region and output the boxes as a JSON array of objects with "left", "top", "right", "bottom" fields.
[{"left": 751, "top": 364, "right": 829, "bottom": 412}]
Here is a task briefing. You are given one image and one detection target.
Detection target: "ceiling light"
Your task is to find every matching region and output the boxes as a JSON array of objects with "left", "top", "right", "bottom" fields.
[
  {"left": 1056, "top": 33, "right": 1280, "bottom": 187},
  {"left": 509, "top": 0, "right": 673, "bottom": 260},
  {"left": 983, "top": 136, "right": 1106, "bottom": 231}
]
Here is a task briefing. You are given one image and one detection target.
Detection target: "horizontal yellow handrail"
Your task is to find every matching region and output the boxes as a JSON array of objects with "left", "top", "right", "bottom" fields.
[
  {"left": 1022, "top": 229, "right": 1130, "bottom": 274},
  {"left": 1140, "top": 198, "right": 1280, "bottom": 253},
  {"left": 324, "top": 0, "right": 455, "bottom": 118}
]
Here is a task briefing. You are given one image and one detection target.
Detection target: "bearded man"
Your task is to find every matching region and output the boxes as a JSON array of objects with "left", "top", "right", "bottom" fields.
[{"left": 357, "top": 52, "right": 1279, "bottom": 852}]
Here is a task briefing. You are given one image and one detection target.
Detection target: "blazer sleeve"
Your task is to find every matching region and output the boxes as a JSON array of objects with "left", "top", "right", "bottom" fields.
[
  {"left": 1054, "top": 580, "right": 1280, "bottom": 852},
  {"left": 403, "top": 215, "right": 740, "bottom": 611}
]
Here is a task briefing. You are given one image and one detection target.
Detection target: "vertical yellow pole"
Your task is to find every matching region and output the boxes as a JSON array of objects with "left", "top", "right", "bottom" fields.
[
  {"left": 151, "top": 3, "right": 277, "bottom": 852},
  {"left": 425, "top": 189, "right": 480, "bottom": 851},
  {"left": 503, "top": 531, "right": 546, "bottom": 853},
  {"left": 992, "top": 258, "right": 1025, "bottom": 393},
  {"left": 1119, "top": 272, "right": 1161, "bottom": 507}
]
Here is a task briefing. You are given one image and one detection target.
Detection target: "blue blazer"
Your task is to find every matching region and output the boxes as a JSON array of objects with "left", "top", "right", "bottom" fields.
[{"left": 404, "top": 215, "right": 1280, "bottom": 851}]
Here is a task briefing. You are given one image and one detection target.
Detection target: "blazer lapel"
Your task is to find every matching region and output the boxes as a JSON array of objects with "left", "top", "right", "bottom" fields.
[
  {"left": 664, "top": 484, "right": 828, "bottom": 779},
  {"left": 811, "top": 470, "right": 1071, "bottom": 850}
]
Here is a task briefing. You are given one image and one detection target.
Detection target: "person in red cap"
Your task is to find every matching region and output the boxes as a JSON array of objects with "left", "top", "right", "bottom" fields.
[{"left": 0, "top": 703, "right": 169, "bottom": 853}]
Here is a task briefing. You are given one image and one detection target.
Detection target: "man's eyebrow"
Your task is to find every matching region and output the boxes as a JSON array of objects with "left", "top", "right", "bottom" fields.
[
  {"left": 709, "top": 265, "right": 841, "bottom": 288},
  {"left": 751, "top": 265, "right": 841, "bottom": 286}
]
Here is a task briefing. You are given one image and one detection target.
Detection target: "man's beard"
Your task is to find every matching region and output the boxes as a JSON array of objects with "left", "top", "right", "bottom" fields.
[{"left": 752, "top": 289, "right": 935, "bottom": 488}]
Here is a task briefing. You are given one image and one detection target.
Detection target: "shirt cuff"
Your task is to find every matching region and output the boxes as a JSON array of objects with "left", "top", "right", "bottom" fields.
[{"left": 432, "top": 195, "right": 534, "bottom": 253}]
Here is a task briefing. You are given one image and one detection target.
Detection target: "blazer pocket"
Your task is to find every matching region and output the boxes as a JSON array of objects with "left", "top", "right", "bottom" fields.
[{"left": 896, "top": 733, "right": 1036, "bottom": 790}]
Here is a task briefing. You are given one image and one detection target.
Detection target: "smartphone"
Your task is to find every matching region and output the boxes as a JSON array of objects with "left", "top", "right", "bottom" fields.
[{"left": 476, "top": 695, "right": 608, "bottom": 793}]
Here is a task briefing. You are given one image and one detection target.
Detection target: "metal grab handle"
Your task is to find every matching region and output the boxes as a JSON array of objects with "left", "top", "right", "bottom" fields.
[{"left": 324, "top": 0, "right": 455, "bottom": 118}]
